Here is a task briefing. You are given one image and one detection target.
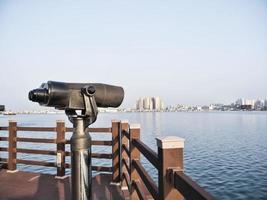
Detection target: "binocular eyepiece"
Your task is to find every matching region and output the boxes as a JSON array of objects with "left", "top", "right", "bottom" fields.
[{"left": 28, "top": 81, "right": 124, "bottom": 111}]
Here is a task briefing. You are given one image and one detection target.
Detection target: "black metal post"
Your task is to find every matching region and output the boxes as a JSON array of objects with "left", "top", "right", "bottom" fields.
[{"left": 70, "top": 117, "right": 92, "bottom": 200}]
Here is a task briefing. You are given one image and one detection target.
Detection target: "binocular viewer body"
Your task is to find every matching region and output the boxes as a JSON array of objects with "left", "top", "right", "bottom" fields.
[{"left": 29, "top": 81, "right": 124, "bottom": 110}]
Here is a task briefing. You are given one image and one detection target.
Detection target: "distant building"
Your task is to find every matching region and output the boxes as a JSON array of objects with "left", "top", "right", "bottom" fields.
[
  {"left": 241, "top": 99, "right": 255, "bottom": 110},
  {"left": 0, "top": 105, "right": 5, "bottom": 112},
  {"left": 235, "top": 99, "right": 242, "bottom": 106},
  {"left": 136, "top": 98, "right": 144, "bottom": 110},
  {"left": 241, "top": 105, "right": 252, "bottom": 110},
  {"left": 254, "top": 100, "right": 264, "bottom": 110},
  {"left": 201, "top": 106, "right": 209, "bottom": 111},
  {"left": 197, "top": 106, "right": 202, "bottom": 111},
  {"left": 263, "top": 99, "right": 267, "bottom": 110},
  {"left": 152, "top": 97, "right": 162, "bottom": 110},
  {"left": 143, "top": 97, "right": 152, "bottom": 110},
  {"left": 136, "top": 97, "right": 164, "bottom": 111},
  {"left": 209, "top": 104, "right": 217, "bottom": 110}
]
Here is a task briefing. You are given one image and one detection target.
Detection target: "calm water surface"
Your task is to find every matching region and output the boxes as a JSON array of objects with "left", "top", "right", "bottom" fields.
[{"left": 0, "top": 112, "right": 266, "bottom": 200}]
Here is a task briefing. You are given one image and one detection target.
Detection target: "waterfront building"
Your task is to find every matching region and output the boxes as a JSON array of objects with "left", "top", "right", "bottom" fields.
[
  {"left": 136, "top": 97, "right": 164, "bottom": 111},
  {"left": 152, "top": 97, "right": 161, "bottom": 110},
  {"left": 254, "top": 99, "right": 264, "bottom": 110},
  {"left": 236, "top": 99, "right": 242, "bottom": 106},
  {"left": 136, "top": 98, "right": 144, "bottom": 110},
  {"left": 209, "top": 104, "right": 215, "bottom": 110},
  {"left": 143, "top": 97, "right": 152, "bottom": 110},
  {"left": 241, "top": 99, "right": 256, "bottom": 109},
  {"left": 0, "top": 105, "right": 5, "bottom": 113},
  {"left": 160, "top": 101, "right": 165, "bottom": 110}
]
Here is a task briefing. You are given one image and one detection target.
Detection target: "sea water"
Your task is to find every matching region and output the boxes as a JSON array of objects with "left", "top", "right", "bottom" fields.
[{"left": 0, "top": 112, "right": 266, "bottom": 200}]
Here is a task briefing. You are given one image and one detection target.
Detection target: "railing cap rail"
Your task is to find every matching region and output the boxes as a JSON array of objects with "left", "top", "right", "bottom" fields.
[
  {"left": 156, "top": 136, "right": 185, "bottom": 149},
  {"left": 56, "top": 120, "right": 65, "bottom": 123},
  {"left": 130, "top": 124, "right": 140, "bottom": 129}
]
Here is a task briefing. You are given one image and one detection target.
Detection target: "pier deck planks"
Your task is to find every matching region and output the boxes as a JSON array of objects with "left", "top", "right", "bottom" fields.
[{"left": 0, "top": 169, "right": 126, "bottom": 200}]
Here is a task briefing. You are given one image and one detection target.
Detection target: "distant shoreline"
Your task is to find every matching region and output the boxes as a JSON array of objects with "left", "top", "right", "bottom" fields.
[{"left": 1, "top": 110, "right": 267, "bottom": 116}]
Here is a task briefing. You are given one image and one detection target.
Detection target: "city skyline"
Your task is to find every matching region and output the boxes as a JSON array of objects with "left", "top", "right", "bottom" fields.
[
  {"left": 0, "top": 1, "right": 267, "bottom": 111},
  {"left": 1, "top": 97, "right": 267, "bottom": 113}
]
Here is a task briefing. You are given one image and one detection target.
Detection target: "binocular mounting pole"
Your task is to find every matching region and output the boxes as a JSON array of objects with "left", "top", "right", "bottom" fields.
[{"left": 67, "top": 86, "right": 98, "bottom": 200}]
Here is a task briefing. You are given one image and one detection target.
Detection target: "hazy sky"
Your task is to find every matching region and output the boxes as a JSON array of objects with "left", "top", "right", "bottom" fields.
[{"left": 0, "top": 0, "right": 266, "bottom": 111}]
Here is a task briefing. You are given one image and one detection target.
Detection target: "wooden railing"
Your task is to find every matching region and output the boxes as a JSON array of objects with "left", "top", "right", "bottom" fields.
[
  {"left": 0, "top": 120, "right": 216, "bottom": 200},
  {"left": 0, "top": 120, "right": 115, "bottom": 177},
  {"left": 118, "top": 120, "right": 216, "bottom": 200}
]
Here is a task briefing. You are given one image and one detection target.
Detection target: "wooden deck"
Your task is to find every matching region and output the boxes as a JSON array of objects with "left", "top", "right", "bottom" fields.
[{"left": 0, "top": 169, "right": 128, "bottom": 200}]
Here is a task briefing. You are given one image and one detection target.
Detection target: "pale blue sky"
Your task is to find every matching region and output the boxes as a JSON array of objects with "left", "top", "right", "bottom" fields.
[{"left": 0, "top": 0, "right": 266, "bottom": 110}]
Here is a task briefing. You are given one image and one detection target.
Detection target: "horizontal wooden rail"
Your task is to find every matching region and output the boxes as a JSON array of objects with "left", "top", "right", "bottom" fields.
[
  {"left": 0, "top": 137, "right": 8, "bottom": 141},
  {"left": 0, "top": 147, "right": 8, "bottom": 152},
  {"left": 16, "top": 159, "right": 56, "bottom": 167},
  {"left": 16, "top": 159, "right": 113, "bottom": 173},
  {"left": 17, "top": 137, "right": 56, "bottom": 144},
  {"left": 64, "top": 152, "right": 112, "bottom": 159},
  {"left": 132, "top": 159, "right": 158, "bottom": 200},
  {"left": 122, "top": 130, "right": 130, "bottom": 140},
  {"left": 91, "top": 153, "right": 112, "bottom": 159},
  {"left": 92, "top": 140, "right": 112, "bottom": 146},
  {"left": 0, "top": 158, "right": 7, "bottom": 162},
  {"left": 17, "top": 127, "right": 56, "bottom": 132},
  {"left": 65, "top": 163, "right": 113, "bottom": 172},
  {"left": 66, "top": 127, "right": 112, "bottom": 133},
  {"left": 172, "top": 171, "right": 215, "bottom": 200},
  {"left": 132, "top": 180, "right": 147, "bottom": 200},
  {"left": 132, "top": 139, "right": 159, "bottom": 169},
  {"left": 92, "top": 166, "right": 113, "bottom": 172},
  {"left": 16, "top": 148, "right": 56, "bottom": 155},
  {"left": 64, "top": 163, "right": 71, "bottom": 168},
  {"left": 88, "top": 127, "right": 112, "bottom": 133},
  {"left": 1, "top": 126, "right": 112, "bottom": 133},
  {"left": 0, "top": 163, "right": 7, "bottom": 169},
  {"left": 65, "top": 140, "right": 112, "bottom": 146}
]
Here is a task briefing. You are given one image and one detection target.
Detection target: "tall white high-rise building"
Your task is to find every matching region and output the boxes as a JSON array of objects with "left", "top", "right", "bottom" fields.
[
  {"left": 241, "top": 99, "right": 256, "bottom": 109},
  {"left": 152, "top": 97, "right": 161, "bottom": 110},
  {"left": 136, "top": 98, "right": 144, "bottom": 110},
  {"left": 143, "top": 97, "right": 152, "bottom": 110},
  {"left": 136, "top": 97, "right": 164, "bottom": 111}
]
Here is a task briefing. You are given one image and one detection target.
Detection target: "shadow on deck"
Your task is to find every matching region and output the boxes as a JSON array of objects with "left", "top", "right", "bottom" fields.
[{"left": 0, "top": 169, "right": 127, "bottom": 200}]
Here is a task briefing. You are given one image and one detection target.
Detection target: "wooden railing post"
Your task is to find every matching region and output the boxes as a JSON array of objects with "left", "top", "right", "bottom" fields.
[
  {"left": 56, "top": 120, "right": 66, "bottom": 177},
  {"left": 120, "top": 120, "right": 129, "bottom": 190},
  {"left": 157, "top": 136, "right": 185, "bottom": 200},
  {"left": 112, "top": 120, "right": 121, "bottom": 183},
  {"left": 130, "top": 124, "right": 140, "bottom": 200},
  {"left": 8, "top": 121, "right": 17, "bottom": 172}
]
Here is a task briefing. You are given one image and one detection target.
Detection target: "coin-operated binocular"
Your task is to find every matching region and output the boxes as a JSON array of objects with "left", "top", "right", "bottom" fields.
[{"left": 29, "top": 81, "right": 124, "bottom": 200}]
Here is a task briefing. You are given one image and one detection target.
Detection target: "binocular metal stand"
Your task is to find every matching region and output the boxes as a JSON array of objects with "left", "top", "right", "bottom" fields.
[
  {"left": 67, "top": 86, "right": 98, "bottom": 200},
  {"left": 69, "top": 116, "right": 92, "bottom": 200}
]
